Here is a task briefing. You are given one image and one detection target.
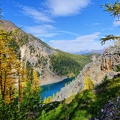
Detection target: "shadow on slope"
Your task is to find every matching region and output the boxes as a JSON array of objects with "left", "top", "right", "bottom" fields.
[{"left": 37, "top": 76, "right": 120, "bottom": 120}]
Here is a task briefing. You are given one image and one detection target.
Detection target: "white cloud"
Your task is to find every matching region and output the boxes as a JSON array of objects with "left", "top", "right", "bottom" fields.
[
  {"left": 49, "top": 32, "right": 114, "bottom": 52},
  {"left": 113, "top": 20, "right": 120, "bottom": 26},
  {"left": 21, "top": 6, "right": 53, "bottom": 22},
  {"left": 58, "top": 30, "right": 79, "bottom": 36},
  {"left": 102, "top": 27, "right": 113, "bottom": 31},
  {"left": 92, "top": 22, "right": 101, "bottom": 26},
  {"left": 35, "top": 33, "right": 59, "bottom": 38},
  {"left": 24, "top": 25, "right": 81, "bottom": 38},
  {"left": 46, "top": 0, "right": 91, "bottom": 16},
  {"left": 75, "top": 32, "right": 100, "bottom": 42},
  {"left": 24, "top": 24, "right": 57, "bottom": 37}
]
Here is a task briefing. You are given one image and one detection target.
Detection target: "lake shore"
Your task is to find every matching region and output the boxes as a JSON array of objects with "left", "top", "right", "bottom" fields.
[
  {"left": 41, "top": 77, "right": 75, "bottom": 99},
  {"left": 40, "top": 76, "right": 68, "bottom": 86}
]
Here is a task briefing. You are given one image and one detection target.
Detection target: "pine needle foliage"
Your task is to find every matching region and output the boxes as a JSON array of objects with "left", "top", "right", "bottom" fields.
[
  {"left": 101, "top": 0, "right": 120, "bottom": 44},
  {"left": 84, "top": 76, "right": 94, "bottom": 90}
]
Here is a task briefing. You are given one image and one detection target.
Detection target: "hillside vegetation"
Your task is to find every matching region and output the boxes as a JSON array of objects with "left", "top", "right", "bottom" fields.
[
  {"left": 37, "top": 76, "right": 120, "bottom": 120},
  {"left": 49, "top": 50, "right": 94, "bottom": 76}
]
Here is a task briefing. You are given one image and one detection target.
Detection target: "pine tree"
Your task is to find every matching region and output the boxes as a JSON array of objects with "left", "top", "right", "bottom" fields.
[
  {"left": 84, "top": 76, "right": 94, "bottom": 90},
  {"left": 0, "top": 27, "right": 18, "bottom": 103},
  {"left": 101, "top": 0, "right": 120, "bottom": 44},
  {"left": 0, "top": 26, "right": 24, "bottom": 119},
  {"left": 32, "top": 69, "right": 40, "bottom": 92},
  {"left": 0, "top": 12, "right": 42, "bottom": 119},
  {"left": 18, "top": 69, "right": 42, "bottom": 119}
]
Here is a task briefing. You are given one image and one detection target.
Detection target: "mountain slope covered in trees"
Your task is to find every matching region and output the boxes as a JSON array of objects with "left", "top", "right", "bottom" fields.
[
  {"left": 53, "top": 43, "right": 120, "bottom": 101},
  {"left": 49, "top": 49, "right": 96, "bottom": 77}
]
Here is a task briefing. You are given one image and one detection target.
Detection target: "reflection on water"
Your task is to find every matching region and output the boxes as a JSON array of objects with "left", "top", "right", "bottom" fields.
[{"left": 41, "top": 77, "right": 74, "bottom": 99}]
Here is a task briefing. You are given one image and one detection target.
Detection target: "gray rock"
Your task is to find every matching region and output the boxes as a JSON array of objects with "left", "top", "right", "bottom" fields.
[{"left": 53, "top": 45, "right": 120, "bottom": 101}]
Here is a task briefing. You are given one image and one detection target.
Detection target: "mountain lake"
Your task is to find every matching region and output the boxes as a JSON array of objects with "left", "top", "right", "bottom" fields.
[{"left": 41, "top": 77, "right": 74, "bottom": 99}]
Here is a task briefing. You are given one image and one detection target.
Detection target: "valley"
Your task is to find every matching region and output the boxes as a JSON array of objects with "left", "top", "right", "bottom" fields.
[
  {"left": 1, "top": 20, "right": 93, "bottom": 85},
  {"left": 0, "top": 1, "right": 120, "bottom": 120}
]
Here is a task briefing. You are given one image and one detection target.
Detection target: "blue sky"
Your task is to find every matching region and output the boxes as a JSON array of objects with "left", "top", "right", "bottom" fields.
[{"left": 1, "top": 0, "right": 120, "bottom": 52}]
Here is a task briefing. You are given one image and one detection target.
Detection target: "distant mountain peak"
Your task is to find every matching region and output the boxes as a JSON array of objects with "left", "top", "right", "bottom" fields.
[{"left": 70, "top": 49, "right": 106, "bottom": 55}]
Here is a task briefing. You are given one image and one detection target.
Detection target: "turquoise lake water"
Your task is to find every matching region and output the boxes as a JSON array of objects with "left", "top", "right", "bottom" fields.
[{"left": 41, "top": 77, "right": 74, "bottom": 99}]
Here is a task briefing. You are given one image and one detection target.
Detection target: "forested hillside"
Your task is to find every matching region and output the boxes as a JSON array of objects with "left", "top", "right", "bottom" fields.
[{"left": 49, "top": 50, "right": 94, "bottom": 77}]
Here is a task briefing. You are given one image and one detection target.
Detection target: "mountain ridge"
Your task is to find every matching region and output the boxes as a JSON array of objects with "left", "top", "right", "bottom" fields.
[
  {"left": 53, "top": 43, "right": 120, "bottom": 101},
  {"left": 1, "top": 20, "right": 66, "bottom": 85},
  {"left": 1, "top": 20, "right": 93, "bottom": 85}
]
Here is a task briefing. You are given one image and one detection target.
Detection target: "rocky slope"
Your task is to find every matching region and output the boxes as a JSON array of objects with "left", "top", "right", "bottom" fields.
[
  {"left": 1, "top": 20, "right": 67, "bottom": 85},
  {"left": 95, "top": 97, "right": 120, "bottom": 120},
  {"left": 53, "top": 43, "right": 120, "bottom": 101}
]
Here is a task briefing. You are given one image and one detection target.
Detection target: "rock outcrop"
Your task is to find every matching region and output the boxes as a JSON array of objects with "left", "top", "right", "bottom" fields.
[
  {"left": 95, "top": 97, "right": 120, "bottom": 120},
  {"left": 53, "top": 44, "right": 120, "bottom": 101}
]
